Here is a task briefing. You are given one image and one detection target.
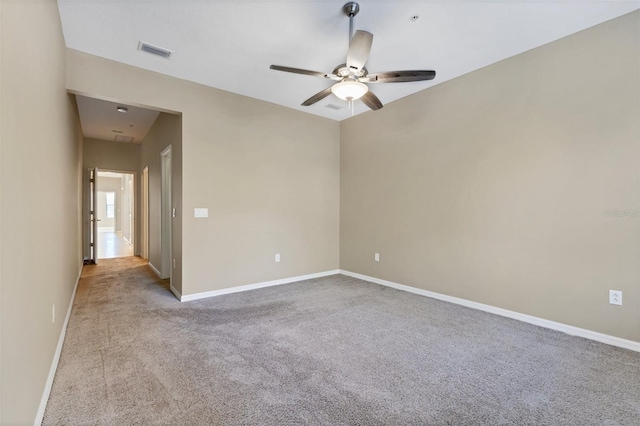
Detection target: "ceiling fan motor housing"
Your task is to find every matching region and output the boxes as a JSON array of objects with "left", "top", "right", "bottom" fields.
[
  {"left": 343, "top": 2, "right": 360, "bottom": 17},
  {"left": 333, "top": 64, "right": 367, "bottom": 79}
]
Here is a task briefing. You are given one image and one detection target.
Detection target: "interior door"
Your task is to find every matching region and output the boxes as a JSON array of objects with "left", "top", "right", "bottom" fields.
[
  {"left": 142, "top": 166, "right": 149, "bottom": 259},
  {"left": 129, "top": 175, "right": 134, "bottom": 249},
  {"left": 88, "top": 167, "right": 99, "bottom": 264},
  {"left": 161, "top": 147, "right": 172, "bottom": 279}
]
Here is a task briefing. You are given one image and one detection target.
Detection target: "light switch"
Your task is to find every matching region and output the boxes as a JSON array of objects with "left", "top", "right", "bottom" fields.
[{"left": 194, "top": 208, "right": 208, "bottom": 218}]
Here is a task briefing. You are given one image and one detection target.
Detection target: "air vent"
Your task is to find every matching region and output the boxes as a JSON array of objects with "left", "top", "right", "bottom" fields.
[
  {"left": 114, "top": 135, "right": 134, "bottom": 143},
  {"left": 137, "top": 41, "right": 172, "bottom": 59},
  {"left": 326, "top": 104, "right": 344, "bottom": 110}
]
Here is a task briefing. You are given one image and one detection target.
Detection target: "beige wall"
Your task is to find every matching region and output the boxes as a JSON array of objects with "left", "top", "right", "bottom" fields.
[
  {"left": 0, "top": 0, "right": 83, "bottom": 423},
  {"left": 340, "top": 12, "right": 640, "bottom": 342},
  {"left": 84, "top": 138, "right": 141, "bottom": 255},
  {"left": 140, "top": 112, "right": 182, "bottom": 292},
  {"left": 67, "top": 49, "right": 341, "bottom": 297},
  {"left": 84, "top": 137, "right": 141, "bottom": 172},
  {"left": 0, "top": 4, "right": 3, "bottom": 418}
]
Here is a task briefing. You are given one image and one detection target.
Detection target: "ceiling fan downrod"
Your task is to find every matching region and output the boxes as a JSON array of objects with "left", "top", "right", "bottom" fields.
[{"left": 343, "top": 2, "right": 360, "bottom": 45}]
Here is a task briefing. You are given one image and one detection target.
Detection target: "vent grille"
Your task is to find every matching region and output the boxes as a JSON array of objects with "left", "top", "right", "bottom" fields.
[
  {"left": 114, "top": 135, "right": 134, "bottom": 143},
  {"left": 137, "top": 41, "right": 172, "bottom": 59},
  {"left": 326, "top": 104, "right": 343, "bottom": 110}
]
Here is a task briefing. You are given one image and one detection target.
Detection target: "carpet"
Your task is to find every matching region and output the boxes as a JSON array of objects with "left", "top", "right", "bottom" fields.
[{"left": 43, "top": 257, "right": 640, "bottom": 425}]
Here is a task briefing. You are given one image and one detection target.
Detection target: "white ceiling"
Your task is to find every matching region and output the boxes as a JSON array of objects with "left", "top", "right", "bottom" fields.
[
  {"left": 59, "top": 1, "right": 639, "bottom": 121},
  {"left": 76, "top": 95, "right": 160, "bottom": 143}
]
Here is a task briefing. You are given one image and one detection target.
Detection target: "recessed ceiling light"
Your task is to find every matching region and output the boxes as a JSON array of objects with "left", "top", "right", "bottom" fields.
[{"left": 117, "top": 106, "right": 128, "bottom": 113}]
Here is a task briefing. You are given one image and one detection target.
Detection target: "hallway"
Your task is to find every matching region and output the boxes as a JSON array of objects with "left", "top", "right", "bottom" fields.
[
  {"left": 43, "top": 258, "right": 172, "bottom": 424},
  {"left": 97, "top": 230, "right": 133, "bottom": 259}
]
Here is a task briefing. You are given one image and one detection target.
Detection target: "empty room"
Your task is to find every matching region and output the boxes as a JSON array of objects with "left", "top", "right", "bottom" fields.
[{"left": 1, "top": 1, "right": 639, "bottom": 425}]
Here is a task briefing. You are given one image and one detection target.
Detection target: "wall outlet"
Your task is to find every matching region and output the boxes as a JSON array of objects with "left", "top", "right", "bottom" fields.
[
  {"left": 275, "top": 253, "right": 280, "bottom": 263},
  {"left": 52, "top": 304, "right": 55, "bottom": 323},
  {"left": 374, "top": 253, "right": 380, "bottom": 262},
  {"left": 609, "top": 290, "right": 622, "bottom": 305}
]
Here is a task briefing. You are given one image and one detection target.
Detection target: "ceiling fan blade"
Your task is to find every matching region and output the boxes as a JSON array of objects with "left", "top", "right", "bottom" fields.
[
  {"left": 362, "top": 70, "right": 436, "bottom": 83},
  {"left": 346, "top": 30, "right": 373, "bottom": 72},
  {"left": 360, "top": 90, "right": 383, "bottom": 111},
  {"left": 301, "top": 87, "right": 333, "bottom": 106},
  {"left": 270, "top": 65, "right": 328, "bottom": 78}
]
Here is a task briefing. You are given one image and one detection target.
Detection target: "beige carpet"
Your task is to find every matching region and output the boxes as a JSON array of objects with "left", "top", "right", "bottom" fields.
[{"left": 43, "top": 257, "right": 640, "bottom": 425}]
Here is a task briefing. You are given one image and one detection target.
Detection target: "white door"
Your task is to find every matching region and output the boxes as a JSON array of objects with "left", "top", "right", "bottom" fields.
[
  {"left": 160, "top": 147, "right": 172, "bottom": 280},
  {"left": 142, "top": 166, "right": 149, "bottom": 259},
  {"left": 129, "top": 174, "right": 135, "bottom": 250},
  {"left": 85, "top": 167, "right": 99, "bottom": 264}
]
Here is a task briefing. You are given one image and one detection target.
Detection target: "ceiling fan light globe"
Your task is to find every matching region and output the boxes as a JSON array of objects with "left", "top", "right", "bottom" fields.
[{"left": 331, "top": 80, "right": 368, "bottom": 101}]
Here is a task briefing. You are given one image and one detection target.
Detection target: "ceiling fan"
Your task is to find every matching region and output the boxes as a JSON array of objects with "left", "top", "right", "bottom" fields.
[{"left": 270, "top": 2, "right": 436, "bottom": 111}]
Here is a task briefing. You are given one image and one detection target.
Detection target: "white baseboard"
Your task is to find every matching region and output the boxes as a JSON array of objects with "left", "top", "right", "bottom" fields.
[
  {"left": 339, "top": 270, "right": 640, "bottom": 353},
  {"left": 148, "top": 262, "right": 162, "bottom": 278},
  {"left": 34, "top": 265, "right": 83, "bottom": 426},
  {"left": 181, "top": 270, "right": 341, "bottom": 302}
]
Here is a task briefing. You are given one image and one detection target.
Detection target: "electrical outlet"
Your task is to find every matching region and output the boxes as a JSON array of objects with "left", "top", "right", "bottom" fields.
[
  {"left": 52, "top": 304, "right": 55, "bottom": 323},
  {"left": 275, "top": 254, "right": 280, "bottom": 263},
  {"left": 374, "top": 253, "right": 380, "bottom": 262},
  {"left": 609, "top": 290, "right": 622, "bottom": 305}
]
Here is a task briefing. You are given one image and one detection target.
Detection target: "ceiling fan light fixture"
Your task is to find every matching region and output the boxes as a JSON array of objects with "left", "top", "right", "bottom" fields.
[{"left": 331, "top": 79, "right": 368, "bottom": 101}]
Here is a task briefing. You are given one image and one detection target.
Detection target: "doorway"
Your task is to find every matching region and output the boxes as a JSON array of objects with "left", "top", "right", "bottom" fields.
[
  {"left": 160, "top": 146, "right": 172, "bottom": 280},
  {"left": 96, "top": 170, "right": 135, "bottom": 259},
  {"left": 141, "top": 166, "right": 149, "bottom": 260}
]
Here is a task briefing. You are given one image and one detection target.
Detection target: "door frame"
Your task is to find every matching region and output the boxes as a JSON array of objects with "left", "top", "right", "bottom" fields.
[
  {"left": 95, "top": 169, "right": 137, "bottom": 258},
  {"left": 141, "top": 166, "right": 149, "bottom": 260},
  {"left": 160, "top": 146, "right": 172, "bottom": 281},
  {"left": 84, "top": 167, "right": 99, "bottom": 264}
]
